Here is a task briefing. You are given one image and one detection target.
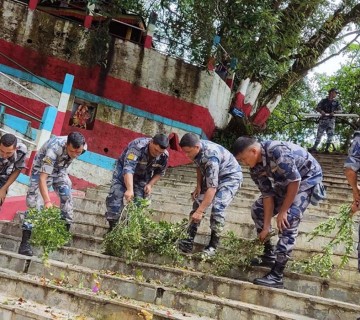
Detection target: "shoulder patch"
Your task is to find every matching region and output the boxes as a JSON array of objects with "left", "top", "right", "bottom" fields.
[
  {"left": 127, "top": 153, "right": 137, "bottom": 161},
  {"left": 43, "top": 156, "right": 53, "bottom": 166}
]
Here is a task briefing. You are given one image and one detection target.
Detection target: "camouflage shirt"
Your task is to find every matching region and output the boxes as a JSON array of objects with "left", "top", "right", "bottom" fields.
[
  {"left": 119, "top": 137, "right": 169, "bottom": 184},
  {"left": 0, "top": 142, "right": 27, "bottom": 182},
  {"left": 250, "top": 141, "right": 323, "bottom": 197},
  {"left": 193, "top": 140, "right": 242, "bottom": 189},
  {"left": 32, "top": 136, "right": 75, "bottom": 176},
  {"left": 317, "top": 98, "right": 342, "bottom": 120}
]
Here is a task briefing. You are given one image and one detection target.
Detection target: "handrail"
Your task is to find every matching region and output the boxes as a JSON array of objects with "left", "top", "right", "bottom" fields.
[
  {"left": 0, "top": 71, "right": 54, "bottom": 106},
  {"left": 0, "top": 101, "right": 42, "bottom": 122},
  {"left": 0, "top": 128, "right": 37, "bottom": 146}
]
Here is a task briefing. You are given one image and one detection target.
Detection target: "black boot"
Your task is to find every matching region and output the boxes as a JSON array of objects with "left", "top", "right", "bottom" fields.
[
  {"left": 18, "top": 230, "right": 33, "bottom": 256},
  {"left": 202, "top": 231, "right": 220, "bottom": 256},
  {"left": 178, "top": 223, "right": 199, "bottom": 253},
  {"left": 324, "top": 143, "right": 331, "bottom": 154},
  {"left": 108, "top": 220, "right": 118, "bottom": 233},
  {"left": 251, "top": 240, "right": 276, "bottom": 267},
  {"left": 253, "top": 254, "right": 288, "bottom": 288}
]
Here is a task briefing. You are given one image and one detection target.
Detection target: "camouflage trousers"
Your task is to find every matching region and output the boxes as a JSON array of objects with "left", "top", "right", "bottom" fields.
[
  {"left": 358, "top": 224, "right": 360, "bottom": 271},
  {"left": 105, "top": 166, "right": 147, "bottom": 222},
  {"left": 23, "top": 172, "right": 73, "bottom": 230},
  {"left": 191, "top": 179, "right": 242, "bottom": 235},
  {"left": 251, "top": 188, "right": 313, "bottom": 257},
  {"left": 314, "top": 118, "right": 335, "bottom": 145}
]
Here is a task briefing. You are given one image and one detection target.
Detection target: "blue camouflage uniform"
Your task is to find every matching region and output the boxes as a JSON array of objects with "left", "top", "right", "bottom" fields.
[
  {"left": 314, "top": 97, "right": 342, "bottom": 146},
  {"left": 251, "top": 141, "right": 323, "bottom": 258},
  {"left": 105, "top": 137, "right": 169, "bottom": 222},
  {"left": 343, "top": 131, "right": 360, "bottom": 270},
  {"left": 0, "top": 142, "right": 27, "bottom": 202},
  {"left": 23, "top": 136, "right": 76, "bottom": 230},
  {"left": 192, "top": 140, "right": 243, "bottom": 234}
]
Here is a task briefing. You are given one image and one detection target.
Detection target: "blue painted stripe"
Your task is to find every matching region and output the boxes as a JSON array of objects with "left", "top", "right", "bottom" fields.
[
  {"left": 62, "top": 74, "right": 74, "bottom": 95},
  {"left": 16, "top": 173, "right": 30, "bottom": 185},
  {"left": 40, "top": 106, "right": 57, "bottom": 131},
  {"left": 78, "top": 150, "right": 116, "bottom": 171},
  {"left": 0, "top": 64, "right": 208, "bottom": 139}
]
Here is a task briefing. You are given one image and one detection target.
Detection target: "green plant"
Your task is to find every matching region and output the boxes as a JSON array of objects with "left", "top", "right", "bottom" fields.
[
  {"left": 25, "top": 207, "right": 71, "bottom": 264},
  {"left": 103, "top": 199, "right": 188, "bottom": 264},
  {"left": 204, "top": 231, "right": 264, "bottom": 276},
  {"left": 291, "top": 204, "right": 355, "bottom": 278}
]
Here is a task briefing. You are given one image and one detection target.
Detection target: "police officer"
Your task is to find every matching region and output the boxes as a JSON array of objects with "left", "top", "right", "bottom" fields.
[
  {"left": 178, "top": 133, "right": 242, "bottom": 256},
  {"left": 233, "top": 136, "right": 324, "bottom": 288},
  {"left": 18, "top": 132, "right": 86, "bottom": 256},
  {"left": 105, "top": 133, "right": 169, "bottom": 231},
  {"left": 309, "top": 88, "right": 342, "bottom": 153},
  {"left": 344, "top": 130, "right": 360, "bottom": 273},
  {"left": 0, "top": 133, "right": 27, "bottom": 206}
]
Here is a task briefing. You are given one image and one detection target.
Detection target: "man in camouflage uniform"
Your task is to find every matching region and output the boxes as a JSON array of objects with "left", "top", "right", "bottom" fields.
[
  {"left": 105, "top": 133, "right": 169, "bottom": 231},
  {"left": 309, "top": 88, "right": 342, "bottom": 153},
  {"left": 0, "top": 133, "right": 27, "bottom": 206},
  {"left": 344, "top": 131, "right": 360, "bottom": 273},
  {"left": 233, "top": 136, "right": 324, "bottom": 288},
  {"left": 178, "top": 133, "right": 243, "bottom": 256},
  {"left": 18, "top": 132, "right": 86, "bottom": 256}
]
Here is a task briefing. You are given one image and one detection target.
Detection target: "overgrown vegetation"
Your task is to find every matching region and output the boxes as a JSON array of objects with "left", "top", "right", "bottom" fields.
[
  {"left": 25, "top": 207, "right": 71, "bottom": 264},
  {"left": 103, "top": 200, "right": 188, "bottom": 264},
  {"left": 202, "top": 231, "right": 265, "bottom": 276},
  {"left": 291, "top": 204, "right": 356, "bottom": 278}
]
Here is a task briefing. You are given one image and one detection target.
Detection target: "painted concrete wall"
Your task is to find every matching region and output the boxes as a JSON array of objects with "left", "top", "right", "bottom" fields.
[{"left": 0, "top": 0, "right": 231, "bottom": 136}]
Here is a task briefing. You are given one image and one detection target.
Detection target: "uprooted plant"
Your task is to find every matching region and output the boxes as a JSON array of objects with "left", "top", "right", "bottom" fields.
[
  {"left": 201, "top": 231, "right": 265, "bottom": 276},
  {"left": 25, "top": 207, "right": 71, "bottom": 264},
  {"left": 291, "top": 204, "right": 356, "bottom": 278},
  {"left": 103, "top": 199, "right": 188, "bottom": 264}
]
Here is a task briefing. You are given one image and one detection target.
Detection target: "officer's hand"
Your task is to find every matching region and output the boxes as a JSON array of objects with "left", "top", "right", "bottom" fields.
[
  {"left": 44, "top": 201, "right": 53, "bottom": 209},
  {"left": 0, "top": 188, "right": 6, "bottom": 204},
  {"left": 330, "top": 112, "right": 334, "bottom": 117},
  {"left": 144, "top": 184, "right": 152, "bottom": 196},
  {"left": 258, "top": 229, "right": 269, "bottom": 243},
  {"left": 191, "top": 209, "right": 204, "bottom": 223},
  {"left": 321, "top": 111, "right": 326, "bottom": 116},
  {"left": 276, "top": 211, "right": 290, "bottom": 233},
  {"left": 124, "top": 189, "right": 134, "bottom": 203},
  {"left": 191, "top": 186, "right": 201, "bottom": 201}
]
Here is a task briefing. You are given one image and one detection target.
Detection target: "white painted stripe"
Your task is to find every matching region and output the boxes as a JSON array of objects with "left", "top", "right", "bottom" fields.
[
  {"left": 58, "top": 93, "right": 70, "bottom": 113},
  {"left": 35, "top": 129, "right": 51, "bottom": 150},
  {"left": 244, "top": 81, "right": 262, "bottom": 106},
  {"left": 237, "top": 78, "right": 250, "bottom": 95},
  {"left": 266, "top": 94, "right": 282, "bottom": 112}
]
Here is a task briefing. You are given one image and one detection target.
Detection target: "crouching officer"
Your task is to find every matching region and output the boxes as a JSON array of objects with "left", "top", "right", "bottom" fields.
[
  {"left": 18, "top": 132, "right": 87, "bottom": 256},
  {"left": 0, "top": 133, "right": 27, "bottom": 207},
  {"left": 178, "top": 133, "right": 242, "bottom": 256},
  {"left": 233, "top": 136, "right": 325, "bottom": 288},
  {"left": 344, "top": 130, "right": 360, "bottom": 272},
  {"left": 105, "top": 133, "right": 169, "bottom": 231}
]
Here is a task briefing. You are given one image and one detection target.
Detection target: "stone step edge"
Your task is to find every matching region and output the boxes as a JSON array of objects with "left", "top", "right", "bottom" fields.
[{"left": 0, "top": 251, "right": 351, "bottom": 320}]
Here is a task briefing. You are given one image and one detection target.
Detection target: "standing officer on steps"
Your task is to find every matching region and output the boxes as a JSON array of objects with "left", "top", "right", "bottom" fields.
[
  {"left": 309, "top": 88, "right": 342, "bottom": 153},
  {"left": 233, "top": 136, "right": 325, "bottom": 288},
  {"left": 178, "top": 133, "right": 243, "bottom": 256},
  {"left": 105, "top": 133, "right": 169, "bottom": 232},
  {"left": 0, "top": 133, "right": 27, "bottom": 207},
  {"left": 18, "top": 132, "right": 87, "bottom": 256},
  {"left": 344, "top": 130, "right": 360, "bottom": 273}
]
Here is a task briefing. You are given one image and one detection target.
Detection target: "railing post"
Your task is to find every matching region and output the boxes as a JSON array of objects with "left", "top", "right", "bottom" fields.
[
  {"left": 26, "top": 106, "right": 57, "bottom": 175},
  {"left": 84, "top": 2, "right": 95, "bottom": 29},
  {"left": 28, "top": 0, "right": 39, "bottom": 10},
  {"left": 52, "top": 73, "right": 74, "bottom": 136},
  {"left": 144, "top": 11, "right": 157, "bottom": 49}
]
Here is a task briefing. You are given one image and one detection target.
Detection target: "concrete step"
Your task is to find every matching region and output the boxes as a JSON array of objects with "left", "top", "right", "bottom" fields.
[
  {"left": 0, "top": 268, "right": 211, "bottom": 320},
  {"left": 0, "top": 251, "right": 318, "bottom": 320},
  {"left": 0, "top": 248, "right": 359, "bottom": 319}
]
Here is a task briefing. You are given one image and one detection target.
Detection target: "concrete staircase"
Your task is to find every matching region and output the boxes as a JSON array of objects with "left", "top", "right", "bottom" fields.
[{"left": 0, "top": 152, "right": 359, "bottom": 319}]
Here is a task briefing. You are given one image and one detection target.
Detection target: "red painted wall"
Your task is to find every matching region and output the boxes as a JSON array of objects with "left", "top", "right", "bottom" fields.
[{"left": 0, "top": 39, "right": 215, "bottom": 137}]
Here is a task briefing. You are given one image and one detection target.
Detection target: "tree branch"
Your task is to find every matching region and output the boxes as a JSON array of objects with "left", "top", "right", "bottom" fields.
[{"left": 312, "top": 34, "right": 360, "bottom": 69}]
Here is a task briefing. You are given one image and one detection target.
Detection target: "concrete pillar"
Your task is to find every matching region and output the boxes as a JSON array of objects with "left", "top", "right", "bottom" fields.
[
  {"left": 26, "top": 106, "right": 57, "bottom": 175},
  {"left": 52, "top": 73, "right": 74, "bottom": 136},
  {"left": 144, "top": 12, "right": 157, "bottom": 49}
]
